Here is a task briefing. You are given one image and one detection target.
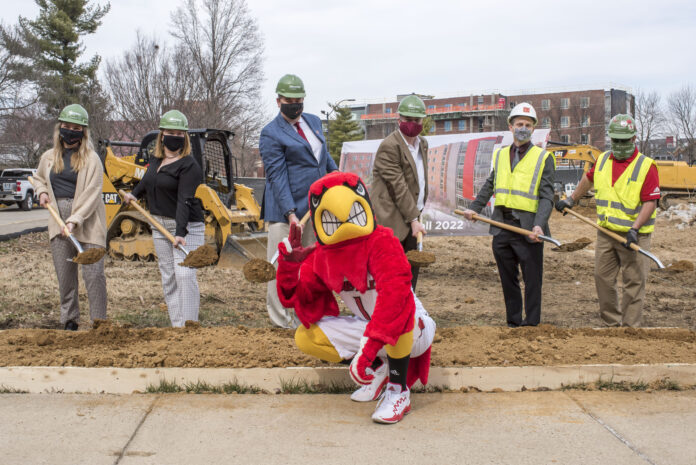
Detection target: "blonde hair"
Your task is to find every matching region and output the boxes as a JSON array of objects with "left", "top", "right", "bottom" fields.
[
  {"left": 51, "top": 123, "right": 94, "bottom": 174},
  {"left": 153, "top": 131, "right": 192, "bottom": 159}
]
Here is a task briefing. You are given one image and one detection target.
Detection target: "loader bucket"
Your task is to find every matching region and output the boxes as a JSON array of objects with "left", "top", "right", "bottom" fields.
[{"left": 217, "top": 232, "right": 268, "bottom": 269}]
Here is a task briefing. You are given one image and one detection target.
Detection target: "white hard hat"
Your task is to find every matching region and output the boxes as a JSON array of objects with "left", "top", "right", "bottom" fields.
[{"left": 508, "top": 102, "right": 537, "bottom": 125}]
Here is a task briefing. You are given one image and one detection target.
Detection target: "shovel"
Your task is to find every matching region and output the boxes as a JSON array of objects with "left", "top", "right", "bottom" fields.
[
  {"left": 28, "top": 176, "right": 106, "bottom": 264},
  {"left": 118, "top": 190, "right": 217, "bottom": 268},
  {"left": 562, "top": 208, "right": 665, "bottom": 269},
  {"left": 454, "top": 209, "right": 562, "bottom": 247},
  {"left": 406, "top": 231, "right": 436, "bottom": 267},
  {"left": 243, "top": 211, "right": 311, "bottom": 283}
]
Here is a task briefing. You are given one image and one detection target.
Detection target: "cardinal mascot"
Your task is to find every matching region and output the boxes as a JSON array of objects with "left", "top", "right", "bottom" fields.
[{"left": 276, "top": 171, "right": 436, "bottom": 424}]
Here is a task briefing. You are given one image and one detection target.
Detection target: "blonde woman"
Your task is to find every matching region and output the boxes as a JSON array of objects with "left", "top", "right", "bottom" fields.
[
  {"left": 33, "top": 104, "right": 107, "bottom": 331},
  {"left": 123, "top": 110, "right": 204, "bottom": 327}
]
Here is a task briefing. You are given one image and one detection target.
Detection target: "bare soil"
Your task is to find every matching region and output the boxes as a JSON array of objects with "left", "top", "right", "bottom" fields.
[
  {"left": 1, "top": 321, "right": 694, "bottom": 368},
  {"left": 0, "top": 206, "right": 695, "bottom": 368},
  {"left": 180, "top": 245, "right": 218, "bottom": 268},
  {"left": 72, "top": 247, "right": 107, "bottom": 265},
  {"left": 242, "top": 258, "right": 276, "bottom": 283}
]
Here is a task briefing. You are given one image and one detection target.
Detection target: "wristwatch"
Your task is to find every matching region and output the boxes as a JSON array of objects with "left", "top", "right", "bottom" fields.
[{"left": 284, "top": 209, "right": 296, "bottom": 220}]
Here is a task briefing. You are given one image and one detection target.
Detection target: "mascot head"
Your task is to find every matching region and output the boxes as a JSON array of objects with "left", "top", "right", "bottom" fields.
[{"left": 308, "top": 172, "right": 376, "bottom": 245}]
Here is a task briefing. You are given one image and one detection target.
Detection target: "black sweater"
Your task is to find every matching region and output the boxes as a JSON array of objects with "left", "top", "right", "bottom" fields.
[
  {"left": 131, "top": 155, "right": 204, "bottom": 237},
  {"left": 49, "top": 149, "right": 78, "bottom": 198}
]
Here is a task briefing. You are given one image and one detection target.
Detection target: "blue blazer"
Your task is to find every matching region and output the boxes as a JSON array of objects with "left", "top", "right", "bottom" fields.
[{"left": 259, "top": 112, "right": 338, "bottom": 223}]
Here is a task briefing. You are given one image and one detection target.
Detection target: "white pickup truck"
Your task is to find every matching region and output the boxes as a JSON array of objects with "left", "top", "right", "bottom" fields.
[{"left": 0, "top": 168, "right": 37, "bottom": 211}]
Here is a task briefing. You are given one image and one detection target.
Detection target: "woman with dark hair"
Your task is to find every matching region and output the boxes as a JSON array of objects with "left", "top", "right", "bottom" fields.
[
  {"left": 33, "top": 104, "right": 107, "bottom": 331},
  {"left": 123, "top": 110, "right": 204, "bottom": 327}
]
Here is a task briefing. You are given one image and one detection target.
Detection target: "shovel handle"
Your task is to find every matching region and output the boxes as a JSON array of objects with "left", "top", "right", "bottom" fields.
[
  {"left": 28, "top": 176, "right": 70, "bottom": 235},
  {"left": 416, "top": 231, "right": 423, "bottom": 252},
  {"left": 454, "top": 209, "right": 535, "bottom": 236},
  {"left": 269, "top": 211, "right": 313, "bottom": 265},
  {"left": 562, "top": 208, "right": 640, "bottom": 252},
  {"left": 118, "top": 189, "right": 184, "bottom": 250}
]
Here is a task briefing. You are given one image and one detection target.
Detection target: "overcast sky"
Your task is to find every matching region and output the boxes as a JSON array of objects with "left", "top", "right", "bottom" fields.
[{"left": 2, "top": 0, "right": 695, "bottom": 119}]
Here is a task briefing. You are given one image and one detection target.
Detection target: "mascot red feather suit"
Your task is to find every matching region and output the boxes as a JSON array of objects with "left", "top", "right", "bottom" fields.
[{"left": 276, "top": 171, "right": 436, "bottom": 424}]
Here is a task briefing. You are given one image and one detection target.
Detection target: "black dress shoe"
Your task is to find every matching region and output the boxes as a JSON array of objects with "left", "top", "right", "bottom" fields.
[
  {"left": 64, "top": 321, "right": 78, "bottom": 331},
  {"left": 507, "top": 323, "right": 520, "bottom": 328}
]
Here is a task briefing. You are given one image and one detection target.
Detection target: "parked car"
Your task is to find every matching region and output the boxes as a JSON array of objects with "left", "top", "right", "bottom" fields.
[{"left": 0, "top": 168, "right": 37, "bottom": 211}]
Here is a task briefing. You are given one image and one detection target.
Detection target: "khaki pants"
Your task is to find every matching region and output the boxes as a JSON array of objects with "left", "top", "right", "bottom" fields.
[
  {"left": 266, "top": 221, "right": 316, "bottom": 329},
  {"left": 594, "top": 230, "right": 651, "bottom": 327}
]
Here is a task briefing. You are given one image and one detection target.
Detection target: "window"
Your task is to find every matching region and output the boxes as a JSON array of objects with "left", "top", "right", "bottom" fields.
[
  {"left": 444, "top": 121, "right": 452, "bottom": 132},
  {"left": 541, "top": 99, "right": 550, "bottom": 110},
  {"left": 477, "top": 96, "right": 484, "bottom": 104},
  {"left": 542, "top": 117, "right": 551, "bottom": 128},
  {"left": 428, "top": 105, "right": 435, "bottom": 110},
  {"left": 561, "top": 134, "right": 570, "bottom": 144},
  {"left": 580, "top": 97, "right": 590, "bottom": 108},
  {"left": 560, "top": 98, "right": 569, "bottom": 109},
  {"left": 582, "top": 116, "right": 590, "bottom": 127},
  {"left": 458, "top": 120, "right": 467, "bottom": 131},
  {"left": 444, "top": 104, "right": 452, "bottom": 111},
  {"left": 581, "top": 134, "right": 590, "bottom": 144},
  {"left": 429, "top": 123, "right": 436, "bottom": 133},
  {"left": 385, "top": 108, "right": 392, "bottom": 114},
  {"left": 561, "top": 116, "right": 570, "bottom": 128}
]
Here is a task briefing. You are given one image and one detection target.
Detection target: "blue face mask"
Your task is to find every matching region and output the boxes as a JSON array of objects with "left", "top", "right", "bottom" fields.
[{"left": 513, "top": 127, "right": 532, "bottom": 143}]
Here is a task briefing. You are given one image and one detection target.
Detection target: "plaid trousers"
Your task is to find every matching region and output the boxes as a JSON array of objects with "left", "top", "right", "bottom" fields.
[
  {"left": 50, "top": 198, "right": 107, "bottom": 325},
  {"left": 151, "top": 216, "right": 204, "bottom": 327}
]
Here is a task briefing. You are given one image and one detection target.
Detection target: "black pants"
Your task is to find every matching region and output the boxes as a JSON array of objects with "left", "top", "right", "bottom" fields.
[
  {"left": 401, "top": 234, "right": 420, "bottom": 290},
  {"left": 491, "top": 229, "right": 544, "bottom": 326}
]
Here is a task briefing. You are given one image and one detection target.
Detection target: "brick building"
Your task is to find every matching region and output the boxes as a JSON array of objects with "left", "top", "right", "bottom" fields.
[{"left": 356, "top": 88, "right": 634, "bottom": 151}]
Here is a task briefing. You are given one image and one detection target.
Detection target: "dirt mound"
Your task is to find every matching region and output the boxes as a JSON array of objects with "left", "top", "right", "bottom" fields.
[
  {"left": 406, "top": 250, "right": 436, "bottom": 267},
  {"left": 665, "top": 260, "right": 695, "bottom": 273},
  {"left": 243, "top": 258, "right": 276, "bottom": 283},
  {"left": 553, "top": 237, "right": 592, "bottom": 252},
  {"left": 180, "top": 245, "right": 218, "bottom": 268},
  {"left": 1, "top": 324, "right": 695, "bottom": 368}
]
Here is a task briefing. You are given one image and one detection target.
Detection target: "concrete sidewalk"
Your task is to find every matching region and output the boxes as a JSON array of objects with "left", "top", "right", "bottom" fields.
[{"left": 1, "top": 391, "right": 694, "bottom": 465}]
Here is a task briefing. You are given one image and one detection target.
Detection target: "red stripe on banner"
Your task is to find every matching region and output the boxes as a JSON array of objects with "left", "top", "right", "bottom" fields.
[
  {"left": 461, "top": 140, "right": 479, "bottom": 200},
  {"left": 353, "top": 297, "right": 371, "bottom": 320}
]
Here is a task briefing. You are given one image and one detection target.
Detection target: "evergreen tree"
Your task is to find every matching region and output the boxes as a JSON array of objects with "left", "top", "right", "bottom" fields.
[
  {"left": 327, "top": 106, "right": 364, "bottom": 164},
  {"left": 420, "top": 116, "right": 434, "bottom": 136},
  {"left": 17, "top": 0, "right": 111, "bottom": 112}
]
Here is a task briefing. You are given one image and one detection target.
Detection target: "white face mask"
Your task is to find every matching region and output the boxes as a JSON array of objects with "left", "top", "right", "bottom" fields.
[{"left": 513, "top": 127, "right": 532, "bottom": 143}]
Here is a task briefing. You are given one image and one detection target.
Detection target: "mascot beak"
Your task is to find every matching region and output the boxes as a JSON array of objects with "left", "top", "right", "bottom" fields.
[{"left": 313, "top": 184, "right": 375, "bottom": 245}]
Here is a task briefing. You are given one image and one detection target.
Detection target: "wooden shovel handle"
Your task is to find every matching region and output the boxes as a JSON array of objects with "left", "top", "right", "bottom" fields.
[
  {"left": 454, "top": 209, "right": 535, "bottom": 236},
  {"left": 562, "top": 208, "right": 641, "bottom": 252},
  {"left": 299, "top": 210, "right": 311, "bottom": 226},
  {"left": 27, "top": 176, "right": 70, "bottom": 235},
  {"left": 118, "top": 190, "right": 177, "bottom": 245}
]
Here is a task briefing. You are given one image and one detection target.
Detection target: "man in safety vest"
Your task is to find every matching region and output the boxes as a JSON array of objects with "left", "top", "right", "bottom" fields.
[
  {"left": 460, "top": 103, "right": 555, "bottom": 327},
  {"left": 556, "top": 114, "right": 660, "bottom": 327}
]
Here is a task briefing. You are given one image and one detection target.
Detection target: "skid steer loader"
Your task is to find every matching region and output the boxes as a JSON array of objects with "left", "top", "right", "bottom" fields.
[{"left": 98, "top": 128, "right": 267, "bottom": 268}]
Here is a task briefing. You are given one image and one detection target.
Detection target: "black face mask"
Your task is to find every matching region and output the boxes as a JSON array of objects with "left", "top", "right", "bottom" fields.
[
  {"left": 162, "top": 135, "right": 185, "bottom": 152},
  {"left": 280, "top": 102, "right": 303, "bottom": 120},
  {"left": 59, "top": 128, "right": 83, "bottom": 146}
]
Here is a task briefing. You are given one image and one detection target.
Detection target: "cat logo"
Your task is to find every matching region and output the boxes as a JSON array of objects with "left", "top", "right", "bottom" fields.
[{"left": 102, "top": 193, "right": 121, "bottom": 205}]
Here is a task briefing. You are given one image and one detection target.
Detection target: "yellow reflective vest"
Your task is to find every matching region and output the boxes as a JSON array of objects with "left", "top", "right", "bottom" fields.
[
  {"left": 594, "top": 151, "right": 656, "bottom": 234},
  {"left": 493, "top": 145, "right": 555, "bottom": 213}
]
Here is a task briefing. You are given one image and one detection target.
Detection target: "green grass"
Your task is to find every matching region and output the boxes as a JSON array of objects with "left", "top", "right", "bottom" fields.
[
  {"left": 145, "top": 378, "right": 263, "bottom": 394},
  {"left": 278, "top": 378, "right": 355, "bottom": 394},
  {"left": 561, "top": 377, "right": 685, "bottom": 392},
  {"left": 652, "top": 378, "right": 682, "bottom": 391},
  {"left": 0, "top": 384, "right": 28, "bottom": 394}
]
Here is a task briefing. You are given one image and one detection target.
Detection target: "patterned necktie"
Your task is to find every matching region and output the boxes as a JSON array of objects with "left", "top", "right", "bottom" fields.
[{"left": 295, "top": 122, "right": 309, "bottom": 142}]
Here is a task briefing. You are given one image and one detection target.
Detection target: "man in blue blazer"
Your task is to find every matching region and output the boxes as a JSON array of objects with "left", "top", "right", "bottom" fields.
[{"left": 259, "top": 74, "right": 338, "bottom": 328}]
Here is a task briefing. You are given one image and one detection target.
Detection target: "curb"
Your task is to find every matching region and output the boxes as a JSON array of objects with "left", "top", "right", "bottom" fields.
[
  {"left": 0, "top": 226, "right": 47, "bottom": 242},
  {"left": 2, "top": 363, "right": 695, "bottom": 394}
]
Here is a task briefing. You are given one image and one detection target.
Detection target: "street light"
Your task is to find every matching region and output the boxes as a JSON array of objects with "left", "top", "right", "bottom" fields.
[{"left": 321, "top": 98, "right": 356, "bottom": 153}]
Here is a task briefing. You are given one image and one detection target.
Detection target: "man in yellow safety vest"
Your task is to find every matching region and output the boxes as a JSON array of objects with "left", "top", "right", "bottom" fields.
[
  {"left": 460, "top": 103, "right": 556, "bottom": 327},
  {"left": 556, "top": 114, "right": 660, "bottom": 327}
]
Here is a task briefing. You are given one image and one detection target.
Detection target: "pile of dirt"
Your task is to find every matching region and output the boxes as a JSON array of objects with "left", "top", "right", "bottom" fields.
[
  {"left": 243, "top": 258, "right": 276, "bottom": 283},
  {"left": 1, "top": 322, "right": 694, "bottom": 368},
  {"left": 553, "top": 237, "right": 592, "bottom": 252},
  {"left": 665, "top": 260, "right": 695, "bottom": 273},
  {"left": 406, "top": 250, "right": 436, "bottom": 267},
  {"left": 73, "top": 248, "right": 106, "bottom": 264},
  {"left": 180, "top": 245, "right": 218, "bottom": 268}
]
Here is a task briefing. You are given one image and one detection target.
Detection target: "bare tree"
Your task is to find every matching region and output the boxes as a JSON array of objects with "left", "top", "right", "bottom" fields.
[
  {"left": 104, "top": 33, "right": 201, "bottom": 141},
  {"left": 634, "top": 90, "right": 665, "bottom": 156},
  {"left": 0, "top": 23, "right": 39, "bottom": 116},
  {"left": 667, "top": 85, "right": 696, "bottom": 165},
  {"left": 0, "top": 104, "right": 53, "bottom": 167},
  {"left": 170, "top": 0, "right": 265, "bottom": 130}
]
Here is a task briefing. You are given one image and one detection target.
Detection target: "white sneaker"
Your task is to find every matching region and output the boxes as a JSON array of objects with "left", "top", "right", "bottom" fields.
[
  {"left": 350, "top": 359, "right": 388, "bottom": 402},
  {"left": 371, "top": 382, "right": 411, "bottom": 424}
]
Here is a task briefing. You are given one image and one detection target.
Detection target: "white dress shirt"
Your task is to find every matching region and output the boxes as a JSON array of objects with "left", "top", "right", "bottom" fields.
[
  {"left": 294, "top": 116, "right": 323, "bottom": 162},
  {"left": 399, "top": 130, "right": 425, "bottom": 211}
]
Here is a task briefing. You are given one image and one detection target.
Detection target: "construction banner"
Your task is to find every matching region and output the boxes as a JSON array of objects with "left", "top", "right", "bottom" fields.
[{"left": 340, "top": 129, "right": 551, "bottom": 236}]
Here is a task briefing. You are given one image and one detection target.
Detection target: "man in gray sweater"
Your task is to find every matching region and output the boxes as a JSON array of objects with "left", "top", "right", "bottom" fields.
[{"left": 459, "top": 103, "right": 555, "bottom": 327}]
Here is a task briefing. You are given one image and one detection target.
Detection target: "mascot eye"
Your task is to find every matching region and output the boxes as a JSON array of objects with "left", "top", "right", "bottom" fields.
[
  {"left": 311, "top": 194, "right": 320, "bottom": 208},
  {"left": 356, "top": 183, "right": 365, "bottom": 196}
]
